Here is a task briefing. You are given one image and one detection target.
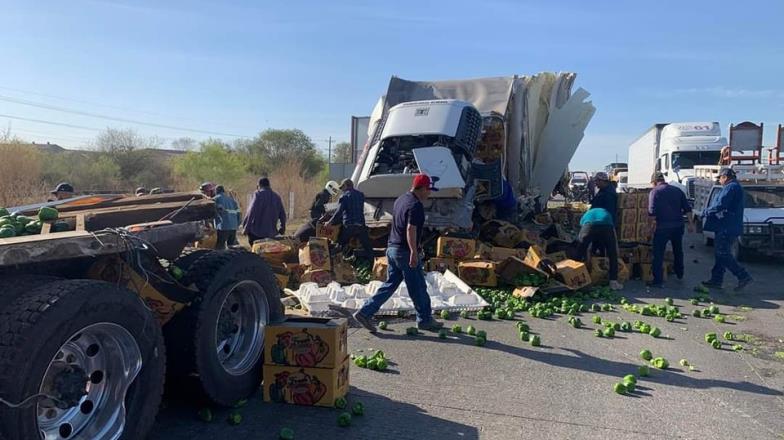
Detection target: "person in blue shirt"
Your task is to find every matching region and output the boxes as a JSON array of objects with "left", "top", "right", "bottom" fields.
[
  {"left": 213, "top": 185, "right": 241, "bottom": 249},
  {"left": 701, "top": 168, "right": 753, "bottom": 291},
  {"left": 328, "top": 179, "right": 373, "bottom": 258},
  {"left": 576, "top": 207, "right": 622, "bottom": 290}
]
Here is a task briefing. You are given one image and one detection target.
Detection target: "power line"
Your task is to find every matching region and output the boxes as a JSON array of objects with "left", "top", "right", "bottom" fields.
[
  {"left": 0, "top": 94, "right": 252, "bottom": 138},
  {"left": 0, "top": 114, "right": 101, "bottom": 131}
]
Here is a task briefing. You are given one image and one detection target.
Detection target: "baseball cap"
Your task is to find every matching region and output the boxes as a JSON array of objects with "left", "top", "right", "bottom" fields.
[
  {"left": 651, "top": 172, "right": 665, "bottom": 182},
  {"left": 199, "top": 182, "right": 215, "bottom": 192},
  {"left": 719, "top": 168, "right": 736, "bottom": 178},
  {"left": 594, "top": 172, "right": 609, "bottom": 181},
  {"left": 412, "top": 174, "right": 439, "bottom": 191},
  {"left": 50, "top": 182, "right": 74, "bottom": 194}
]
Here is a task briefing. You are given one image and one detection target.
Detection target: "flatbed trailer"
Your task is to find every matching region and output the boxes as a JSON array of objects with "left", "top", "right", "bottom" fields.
[{"left": 0, "top": 192, "right": 283, "bottom": 440}]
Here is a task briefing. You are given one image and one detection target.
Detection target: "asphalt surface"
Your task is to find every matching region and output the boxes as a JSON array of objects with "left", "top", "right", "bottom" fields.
[{"left": 152, "top": 233, "right": 784, "bottom": 440}]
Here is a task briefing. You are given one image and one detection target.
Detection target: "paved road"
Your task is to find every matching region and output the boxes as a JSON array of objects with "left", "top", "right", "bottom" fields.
[{"left": 152, "top": 233, "right": 784, "bottom": 439}]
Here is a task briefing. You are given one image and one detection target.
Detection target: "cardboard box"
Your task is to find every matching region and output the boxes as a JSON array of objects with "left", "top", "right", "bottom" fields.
[
  {"left": 618, "top": 259, "right": 630, "bottom": 283},
  {"left": 523, "top": 245, "right": 557, "bottom": 273},
  {"left": 547, "top": 251, "right": 568, "bottom": 263},
  {"left": 635, "top": 191, "right": 650, "bottom": 208},
  {"left": 264, "top": 356, "right": 349, "bottom": 407},
  {"left": 284, "top": 263, "right": 306, "bottom": 284},
  {"left": 621, "top": 208, "right": 638, "bottom": 226},
  {"left": 474, "top": 242, "right": 494, "bottom": 260},
  {"left": 639, "top": 263, "right": 666, "bottom": 282},
  {"left": 555, "top": 259, "right": 592, "bottom": 290},
  {"left": 588, "top": 257, "right": 629, "bottom": 284},
  {"left": 299, "top": 238, "right": 331, "bottom": 271},
  {"left": 372, "top": 257, "right": 388, "bottom": 281},
  {"left": 534, "top": 212, "right": 553, "bottom": 225},
  {"left": 619, "top": 193, "right": 638, "bottom": 209},
  {"left": 619, "top": 246, "right": 638, "bottom": 264},
  {"left": 457, "top": 261, "right": 498, "bottom": 287},
  {"left": 481, "top": 220, "right": 522, "bottom": 248},
  {"left": 620, "top": 223, "right": 637, "bottom": 242},
  {"left": 427, "top": 257, "right": 457, "bottom": 273},
  {"left": 315, "top": 223, "right": 341, "bottom": 243},
  {"left": 265, "top": 317, "right": 348, "bottom": 368},
  {"left": 636, "top": 245, "right": 653, "bottom": 263},
  {"left": 520, "top": 227, "right": 547, "bottom": 250},
  {"left": 253, "top": 238, "right": 299, "bottom": 265},
  {"left": 636, "top": 223, "right": 653, "bottom": 243},
  {"left": 332, "top": 260, "right": 356, "bottom": 284},
  {"left": 436, "top": 237, "right": 476, "bottom": 260},
  {"left": 490, "top": 246, "right": 526, "bottom": 262},
  {"left": 275, "top": 273, "right": 290, "bottom": 289},
  {"left": 497, "top": 257, "right": 550, "bottom": 285},
  {"left": 664, "top": 249, "right": 674, "bottom": 262},
  {"left": 301, "top": 269, "right": 333, "bottom": 287},
  {"left": 512, "top": 286, "right": 539, "bottom": 298}
]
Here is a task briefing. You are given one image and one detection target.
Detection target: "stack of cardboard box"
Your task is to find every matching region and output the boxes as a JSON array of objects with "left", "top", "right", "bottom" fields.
[{"left": 263, "top": 317, "right": 349, "bottom": 407}]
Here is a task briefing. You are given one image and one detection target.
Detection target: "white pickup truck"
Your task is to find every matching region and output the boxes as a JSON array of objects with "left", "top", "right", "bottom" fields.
[{"left": 692, "top": 164, "right": 784, "bottom": 260}]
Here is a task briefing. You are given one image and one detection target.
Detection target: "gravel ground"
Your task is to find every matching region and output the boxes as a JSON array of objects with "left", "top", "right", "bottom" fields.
[{"left": 151, "top": 232, "right": 784, "bottom": 440}]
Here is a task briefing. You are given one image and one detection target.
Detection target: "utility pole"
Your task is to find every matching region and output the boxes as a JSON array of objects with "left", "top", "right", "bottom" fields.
[{"left": 328, "top": 136, "right": 332, "bottom": 163}]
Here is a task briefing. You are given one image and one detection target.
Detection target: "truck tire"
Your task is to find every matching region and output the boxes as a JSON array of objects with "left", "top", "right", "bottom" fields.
[
  {"left": 0, "top": 275, "right": 59, "bottom": 313},
  {"left": 164, "top": 249, "right": 283, "bottom": 406},
  {"left": 173, "top": 248, "right": 212, "bottom": 272},
  {"left": 0, "top": 279, "right": 165, "bottom": 440}
]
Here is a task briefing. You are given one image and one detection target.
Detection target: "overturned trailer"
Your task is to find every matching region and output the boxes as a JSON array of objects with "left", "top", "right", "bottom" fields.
[{"left": 352, "top": 73, "right": 596, "bottom": 230}]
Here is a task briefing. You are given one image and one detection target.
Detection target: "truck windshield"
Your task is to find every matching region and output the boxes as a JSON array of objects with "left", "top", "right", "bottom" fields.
[
  {"left": 670, "top": 151, "right": 721, "bottom": 169},
  {"left": 744, "top": 187, "right": 784, "bottom": 208}
]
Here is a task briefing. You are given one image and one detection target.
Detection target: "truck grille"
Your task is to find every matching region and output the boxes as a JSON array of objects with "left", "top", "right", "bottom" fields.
[{"left": 687, "top": 179, "right": 695, "bottom": 199}]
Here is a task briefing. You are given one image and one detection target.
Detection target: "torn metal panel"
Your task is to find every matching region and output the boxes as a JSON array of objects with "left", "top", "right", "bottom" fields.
[{"left": 530, "top": 88, "right": 596, "bottom": 199}]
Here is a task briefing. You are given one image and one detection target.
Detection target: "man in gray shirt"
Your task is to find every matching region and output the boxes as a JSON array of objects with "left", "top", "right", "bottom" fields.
[{"left": 241, "top": 177, "right": 286, "bottom": 245}]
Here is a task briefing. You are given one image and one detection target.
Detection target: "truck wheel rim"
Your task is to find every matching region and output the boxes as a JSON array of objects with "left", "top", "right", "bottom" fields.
[
  {"left": 214, "top": 280, "right": 269, "bottom": 376},
  {"left": 37, "top": 323, "right": 142, "bottom": 440}
]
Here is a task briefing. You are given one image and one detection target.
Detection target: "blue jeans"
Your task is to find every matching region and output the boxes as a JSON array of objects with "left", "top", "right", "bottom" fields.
[
  {"left": 652, "top": 225, "right": 684, "bottom": 284},
  {"left": 358, "top": 246, "right": 433, "bottom": 324},
  {"left": 710, "top": 232, "right": 750, "bottom": 282}
]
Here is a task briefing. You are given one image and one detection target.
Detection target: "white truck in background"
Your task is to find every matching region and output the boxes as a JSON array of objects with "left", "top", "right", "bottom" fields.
[
  {"left": 627, "top": 122, "right": 726, "bottom": 199},
  {"left": 352, "top": 74, "right": 596, "bottom": 230}
]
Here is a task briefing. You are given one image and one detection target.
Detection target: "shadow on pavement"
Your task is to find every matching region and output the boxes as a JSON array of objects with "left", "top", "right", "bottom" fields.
[{"left": 152, "top": 386, "right": 479, "bottom": 440}]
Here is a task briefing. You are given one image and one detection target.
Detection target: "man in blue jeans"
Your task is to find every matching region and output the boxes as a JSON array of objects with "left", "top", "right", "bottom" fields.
[
  {"left": 647, "top": 172, "right": 693, "bottom": 287},
  {"left": 352, "top": 174, "right": 444, "bottom": 332},
  {"left": 702, "top": 168, "right": 753, "bottom": 291}
]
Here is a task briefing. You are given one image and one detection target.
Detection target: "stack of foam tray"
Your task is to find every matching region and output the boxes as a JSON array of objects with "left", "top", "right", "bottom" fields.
[{"left": 285, "top": 270, "right": 490, "bottom": 317}]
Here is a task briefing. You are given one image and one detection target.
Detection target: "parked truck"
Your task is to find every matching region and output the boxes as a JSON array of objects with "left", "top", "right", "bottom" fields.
[
  {"left": 352, "top": 73, "right": 596, "bottom": 230},
  {"left": 627, "top": 122, "right": 726, "bottom": 198},
  {"left": 0, "top": 192, "right": 282, "bottom": 439},
  {"left": 692, "top": 163, "right": 784, "bottom": 260}
]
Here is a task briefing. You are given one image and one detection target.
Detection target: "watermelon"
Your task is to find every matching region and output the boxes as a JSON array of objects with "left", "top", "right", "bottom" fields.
[
  {"left": 25, "top": 221, "right": 42, "bottom": 234},
  {"left": 0, "top": 227, "right": 15, "bottom": 238},
  {"left": 0, "top": 208, "right": 8, "bottom": 217},
  {"left": 15, "top": 216, "right": 33, "bottom": 226},
  {"left": 38, "top": 207, "right": 59, "bottom": 221}
]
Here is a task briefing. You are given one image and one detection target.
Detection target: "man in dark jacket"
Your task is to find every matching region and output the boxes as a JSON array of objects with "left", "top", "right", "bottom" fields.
[
  {"left": 241, "top": 177, "right": 286, "bottom": 245},
  {"left": 648, "top": 172, "right": 693, "bottom": 287},
  {"left": 294, "top": 181, "right": 339, "bottom": 243},
  {"left": 328, "top": 179, "right": 373, "bottom": 258},
  {"left": 590, "top": 172, "right": 618, "bottom": 224},
  {"left": 702, "top": 168, "right": 753, "bottom": 291}
]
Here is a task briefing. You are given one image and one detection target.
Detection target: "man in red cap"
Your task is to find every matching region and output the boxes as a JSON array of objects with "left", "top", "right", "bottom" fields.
[{"left": 352, "top": 174, "right": 443, "bottom": 332}]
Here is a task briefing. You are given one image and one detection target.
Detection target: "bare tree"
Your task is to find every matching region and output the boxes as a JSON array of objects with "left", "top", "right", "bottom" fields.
[
  {"left": 171, "top": 136, "right": 197, "bottom": 151},
  {"left": 332, "top": 142, "right": 352, "bottom": 163},
  {"left": 91, "top": 128, "right": 161, "bottom": 153}
]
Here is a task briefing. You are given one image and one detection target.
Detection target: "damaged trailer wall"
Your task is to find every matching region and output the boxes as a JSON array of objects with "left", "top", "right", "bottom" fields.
[{"left": 356, "top": 73, "right": 595, "bottom": 200}]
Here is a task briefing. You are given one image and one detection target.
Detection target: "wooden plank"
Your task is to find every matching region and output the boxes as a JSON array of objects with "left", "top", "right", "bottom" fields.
[
  {"left": 55, "top": 200, "right": 216, "bottom": 232},
  {"left": 75, "top": 214, "right": 86, "bottom": 231},
  {"left": 41, "top": 222, "right": 53, "bottom": 235}
]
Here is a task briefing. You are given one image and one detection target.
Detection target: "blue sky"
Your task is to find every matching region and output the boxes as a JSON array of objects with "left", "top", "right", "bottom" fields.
[{"left": 1, "top": 0, "right": 782, "bottom": 170}]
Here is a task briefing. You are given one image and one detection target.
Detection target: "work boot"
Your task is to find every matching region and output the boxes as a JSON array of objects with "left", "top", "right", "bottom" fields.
[
  {"left": 734, "top": 277, "right": 753, "bottom": 292},
  {"left": 609, "top": 280, "right": 623, "bottom": 291},
  {"left": 352, "top": 311, "right": 377, "bottom": 333},
  {"left": 417, "top": 319, "right": 444, "bottom": 332},
  {"left": 701, "top": 280, "right": 723, "bottom": 289}
]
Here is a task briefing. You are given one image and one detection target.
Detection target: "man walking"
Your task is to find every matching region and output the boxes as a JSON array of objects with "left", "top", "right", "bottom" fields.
[
  {"left": 647, "top": 172, "right": 692, "bottom": 287},
  {"left": 214, "top": 185, "right": 241, "bottom": 249},
  {"left": 702, "top": 168, "right": 753, "bottom": 290},
  {"left": 352, "top": 174, "right": 443, "bottom": 332},
  {"left": 576, "top": 207, "right": 623, "bottom": 290},
  {"left": 328, "top": 179, "right": 373, "bottom": 258},
  {"left": 241, "top": 177, "right": 286, "bottom": 245}
]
